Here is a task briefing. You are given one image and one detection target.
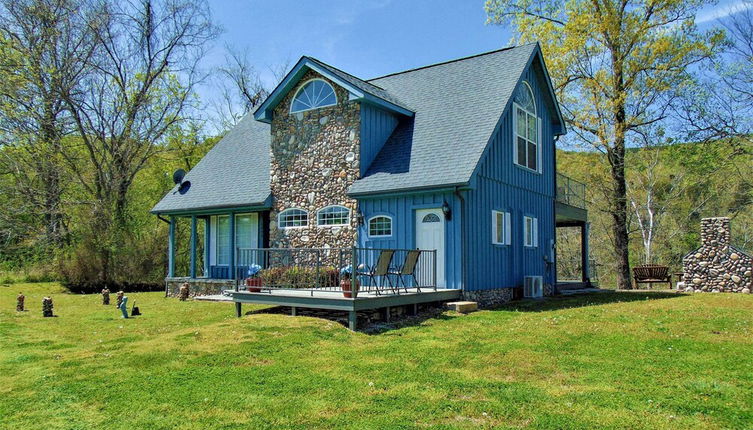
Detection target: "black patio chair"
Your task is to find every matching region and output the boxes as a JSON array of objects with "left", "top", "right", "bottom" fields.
[
  {"left": 388, "top": 250, "right": 422, "bottom": 292},
  {"left": 357, "top": 249, "right": 396, "bottom": 294}
]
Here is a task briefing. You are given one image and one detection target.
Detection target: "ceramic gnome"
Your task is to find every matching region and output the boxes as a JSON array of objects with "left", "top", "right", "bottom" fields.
[
  {"left": 16, "top": 292, "right": 25, "bottom": 312},
  {"left": 118, "top": 296, "right": 129, "bottom": 319},
  {"left": 179, "top": 283, "right": 190, "bottom": 301},
  {"left": 42, "top": 297, "right": 54, "bottom": 317},
  {"left": 116, "top": 291, "right": 124, "bottom": 307},
  {"left": 101, "top": 288, "right": 110, "bottom": 305}
]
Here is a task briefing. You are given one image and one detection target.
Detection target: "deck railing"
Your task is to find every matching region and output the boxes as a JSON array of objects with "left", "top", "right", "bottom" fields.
[
  {"left": 234, "top": 247, "right": 437, "bottom": 297},
  {"left": 556, "top": 173, "right": 587, "bottom": 209}
]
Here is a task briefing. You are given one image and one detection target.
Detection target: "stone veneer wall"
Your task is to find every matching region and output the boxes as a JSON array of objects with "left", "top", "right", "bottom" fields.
[
  {"left": 682, "top": 217, "right": 753, "bottom": 293},
  {"left": 165, "top": 277, "right": 235, "bottom": 297},
  {"left": 269, "top": 70, "right": 360, "bottom": 253}
]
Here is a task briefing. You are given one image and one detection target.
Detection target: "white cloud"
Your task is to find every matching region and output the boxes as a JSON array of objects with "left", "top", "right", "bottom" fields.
[{"left": 696, "top": 0, "right": 753, "bottom": 24}]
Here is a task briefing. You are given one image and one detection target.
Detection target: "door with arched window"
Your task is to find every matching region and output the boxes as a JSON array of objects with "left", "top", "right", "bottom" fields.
[{"left": 415, "top": 208, "right": 445, "bottom": 288}]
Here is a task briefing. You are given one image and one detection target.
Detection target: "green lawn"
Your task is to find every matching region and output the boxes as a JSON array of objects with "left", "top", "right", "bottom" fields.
[{"left": 1, "top": 283, "right": 752, "bottom": 429}]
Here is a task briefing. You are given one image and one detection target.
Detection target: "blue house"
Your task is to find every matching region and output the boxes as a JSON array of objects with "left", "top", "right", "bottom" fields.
[{"left": 152, "top": 43, "right": 589, "bottom": 312}]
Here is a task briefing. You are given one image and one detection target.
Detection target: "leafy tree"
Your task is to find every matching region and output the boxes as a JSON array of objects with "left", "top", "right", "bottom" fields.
[{"left": 486, "top": 0, "right": 724, "bottom": 288}]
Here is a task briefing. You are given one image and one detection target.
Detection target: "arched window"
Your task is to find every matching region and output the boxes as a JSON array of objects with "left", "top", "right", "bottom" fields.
[
  {"left": 422, "top": 213, "right": 440, "bottom": 223},
  {"left": 513, "top": 81, "right": 540, "bottom": 172},
  {"left": 290, "top": 79, "right": 337, "bottom": 113},
  {"left": 368, "top": 216, "right": 392, "bottom": 237},
  {"left": 278, "top": 208, "right": 308, "bottom": 228},
  {"left": 317, "top": 205, "right": 350, "bottom": 226}
]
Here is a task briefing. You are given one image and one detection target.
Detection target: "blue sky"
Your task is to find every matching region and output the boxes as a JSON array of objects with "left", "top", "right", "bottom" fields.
[{"left": 201, "top": 0, "right": 750, "bottom": 106}]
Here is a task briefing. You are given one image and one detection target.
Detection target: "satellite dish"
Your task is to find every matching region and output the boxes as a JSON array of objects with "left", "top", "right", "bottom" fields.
[
  {"left": 178, "top": 181, "right": 191, "bottom": 195},
  {"left": 172, "top": 169, "right": 186, "bottom": 185}
]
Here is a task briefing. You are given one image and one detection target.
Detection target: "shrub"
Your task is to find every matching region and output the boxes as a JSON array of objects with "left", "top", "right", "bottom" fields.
[{"left": 260, "top": 266, "right": 340, "bottom": 288}]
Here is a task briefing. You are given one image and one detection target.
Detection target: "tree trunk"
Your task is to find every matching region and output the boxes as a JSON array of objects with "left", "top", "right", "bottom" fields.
[{"left": 609, "top": 141, "right": 631, "bottom": 290}]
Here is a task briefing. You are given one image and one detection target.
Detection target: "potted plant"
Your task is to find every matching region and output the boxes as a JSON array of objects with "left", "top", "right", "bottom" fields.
[
  {"left": 339, "top": 265, "right": 359, "bottom": 298},
  {"left": 245, "top": 264, "right": 263, "bottom": 292}
]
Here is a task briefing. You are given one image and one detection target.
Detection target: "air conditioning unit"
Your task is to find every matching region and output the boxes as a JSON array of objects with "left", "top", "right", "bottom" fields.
[{"left": 523, "top": 276, "right": 543, "bottom": 298}]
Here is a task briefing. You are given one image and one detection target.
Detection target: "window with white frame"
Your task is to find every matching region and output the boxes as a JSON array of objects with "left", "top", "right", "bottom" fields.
[
  {"left": 368, "top": 216, "right": 392, "bottom": 237},
  {"left": 317, "top": 205, "right": 350, "bottom": 226},
  {"left": 216, "top": 215, "right": 230, "bottom": 264},
  {"left": 278, "top": 208, "right": 308, "bottom": 228},
  {"left": 513, "top": 81, "right": 540, "bottom": 172},
  {"left": 524, "top": 215, "right": 538, "bottom": 248},
  {"left": 492, "top": 210, "right": 511, "bottom": 245},
  {"left": 290, "top": 79, "right": 337, "bottom": 113}
]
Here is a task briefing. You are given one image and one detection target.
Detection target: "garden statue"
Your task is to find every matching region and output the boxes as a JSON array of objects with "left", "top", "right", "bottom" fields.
[
  {"left": 16, "top": 292, "right": 25, "bottom": 312},
  {"left": 179, "top": 282, "right": 190, "bottom": 301},
  {"left": 101, "top": 288, "right": 110, "bottom": 305},
  {"left": 118, "top": 296, "right": 129, "bottom": 318},
  {"left": 116, "top": 291, "right": 124, "bottom": 307},
  {"left": 42, "top": 297, "right": 53, "bottom": 317}
]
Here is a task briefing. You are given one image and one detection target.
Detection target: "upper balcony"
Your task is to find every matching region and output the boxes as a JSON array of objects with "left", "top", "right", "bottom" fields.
[{"left": 556, "top": 173, "right": 587, "bottom": 224}]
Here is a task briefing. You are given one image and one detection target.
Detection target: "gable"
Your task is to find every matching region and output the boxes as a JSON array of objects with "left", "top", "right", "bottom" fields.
[{"left": 349, "top": 43, "right": 562, "bottom": 196}]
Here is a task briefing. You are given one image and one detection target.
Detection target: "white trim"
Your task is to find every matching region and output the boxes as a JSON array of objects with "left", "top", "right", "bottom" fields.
[
  {"left": 289, "top": 78, "right": 338, "bottom": 114},
  {"left": 524, "top": 215, "right": 538, "bottom": 248},
  {"left": 316, "top": 205, "right": 350, "bottom": 227},
  {"left": 520, "top": 80, "right": 536, "bottom": 115},
  {"left": 278, "top": 208, "right": 309, "bottom": 229},
  {"left": 492, "top": 210, "right": 511, "bottom": 245},
  {"left": 367, "top": 215, "right": 393, "bottom": 238}
]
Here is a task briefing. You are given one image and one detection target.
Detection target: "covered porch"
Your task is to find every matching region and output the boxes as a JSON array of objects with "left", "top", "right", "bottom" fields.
[{"left": 555, "top": 173, "right": 593, "bottom": 289}]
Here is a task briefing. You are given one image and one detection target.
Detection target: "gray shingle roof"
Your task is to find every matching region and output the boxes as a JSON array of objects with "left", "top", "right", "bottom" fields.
[
  {"left": 348, "top": 44, "right": 539, "bottom": 195},
  {"left": 306, "top": 57, "right": 412, "bottom": 112},
  {"left": 151, "top": 113, "right": 271, "bottom": 214}
]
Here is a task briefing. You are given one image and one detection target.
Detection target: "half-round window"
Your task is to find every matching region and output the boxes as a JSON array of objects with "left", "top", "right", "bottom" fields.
[
  {"left": 368, "top": 216, "right": 392, "bottom": 237},
  {"left": 278, "top": 208, "right": 308, "bottom": 228},
  {"left": 290, "top": 79, "right": 337, "bottom": 113},
  {"left": 317, "top": 205, "right": 350, "bottom": 226},
  {"left": 422, "top": 213, "right": 441, "bottom": 223},
  {"left": 514, "top": 81, "right": 536, "bottom": 115}
]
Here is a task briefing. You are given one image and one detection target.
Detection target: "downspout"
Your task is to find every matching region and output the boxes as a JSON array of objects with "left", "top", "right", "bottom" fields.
[
  {"left": 157, "top": 214, "right": 170, "bottom": 224},
  {"left": 454, "top": 186, "right": 466, "bottom": 294},
  {"left": 552, "top": 135, "right": 560, "bottom": 295}
]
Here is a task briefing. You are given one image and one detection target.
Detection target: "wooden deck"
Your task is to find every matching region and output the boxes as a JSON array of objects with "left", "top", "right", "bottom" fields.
[{"left": 225, "top": 288, "right": 462, "bottom": 330}]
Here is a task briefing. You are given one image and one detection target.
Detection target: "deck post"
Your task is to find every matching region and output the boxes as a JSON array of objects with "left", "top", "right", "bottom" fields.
[
  {"left": 581, "top": 222, "right": 590, "bottom": 284},
  {"left": 203, "top": 217, "right": 210, "bottom": 277},
  {"left": 229, "top": 213, "right": 236, "bottom": 283},
  {"left": 291, "top": 306, "right": 297, "bottom": 316},
  {"left": 348, "top": 310, "right": 357, "bottom": 331},
  {"left": 235, "top": 302, "right": 242, "bottom": 318},
  {"left": 168, "top": 216, "right": 176, "bottom": 277},
  {"left": 190, "top": 215, "right": 197, "bottom": 278}
]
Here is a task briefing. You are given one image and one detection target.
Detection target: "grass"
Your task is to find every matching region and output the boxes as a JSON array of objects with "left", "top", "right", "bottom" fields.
[{"left": 1, "top": 283, "right": 752, "bottom": 429}]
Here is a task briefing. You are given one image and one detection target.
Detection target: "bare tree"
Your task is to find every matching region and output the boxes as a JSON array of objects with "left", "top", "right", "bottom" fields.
[{"left": 60, "top": 0, "right": 219, "bottom": 280}]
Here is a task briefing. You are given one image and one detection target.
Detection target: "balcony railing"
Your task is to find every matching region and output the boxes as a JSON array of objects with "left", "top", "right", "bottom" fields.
[
  {"left": 233, "top": 247, "right": 437, "bottom": 297},
  {"left": 556, "top": 173, "right": 587, "bottom": 209}
]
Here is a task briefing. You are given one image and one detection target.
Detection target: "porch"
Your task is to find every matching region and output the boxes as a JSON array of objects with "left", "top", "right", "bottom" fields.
[{"left": 555, "top": 173, "right": 592, "bottom": 287}]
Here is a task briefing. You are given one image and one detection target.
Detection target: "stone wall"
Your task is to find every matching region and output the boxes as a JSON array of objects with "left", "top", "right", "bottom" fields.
[
  {"left": 682, "top": 217, "right": 753, "bottom": 293},
  {"left": 165, "top": 277, "right": 235, "bottom": 297},
  {"left": 269, "top": 70, "right": 360, "bottom": 253},
  {"left": 463, "top": 288, "right": 514, "bottom": 307}
]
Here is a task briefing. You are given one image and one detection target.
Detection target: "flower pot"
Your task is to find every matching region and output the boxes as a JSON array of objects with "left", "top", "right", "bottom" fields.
[
  {"left": 245, "top": 277, "right": 263, "bottom": 292},
  {"left": 340, "top": 279, "right": 359, "bottom": 298}
]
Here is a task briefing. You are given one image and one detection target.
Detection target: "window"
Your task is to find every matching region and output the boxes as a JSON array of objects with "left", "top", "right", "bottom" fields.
[
  {"left": 513, "top": 81, "right": 540, "bottom": 172},
  {"left": 216, "top": 215, "right": 230, "bottom": 264},
  {"left": 317, "top": 205, "right": 350, "bottom": 226},
  {"left": 279, "top": 208, "right": 308, "bottom": 228},
  {"left": 422, "top": 213, "right": 441, "bottom": 223},
  {"left": 368, "top": 216, "right": 392, "bottom": 237},
  {"left": 290, "top": 79, "right": 337, "bottom": 113},
  {"left": 492, "top": 210, "right": 511, "bottom": 245},
  {"left": 235, "top": 214, "right": 255, "bottom": 249},
  {"left": 524, "top": 215, "right": 538, "bottom": 248}
]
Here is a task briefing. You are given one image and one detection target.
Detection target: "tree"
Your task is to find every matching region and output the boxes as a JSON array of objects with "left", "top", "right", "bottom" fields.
[
  {"left": 60, "top": 0, "right": 219, "bottom": 281},
  {"left": 486, "top": 0, "right": 724, "bottom": 289},
  {"left": 0, "top": 0, "right": 98, "bottom": 249}
]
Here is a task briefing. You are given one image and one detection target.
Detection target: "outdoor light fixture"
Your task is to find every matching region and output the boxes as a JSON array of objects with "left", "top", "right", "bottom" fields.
[
  {"left": 356, "top": 209, "right": 364, "bottom": 226},
  {"left": 442, "top": 201, "right": 452, "bottom": 221}
]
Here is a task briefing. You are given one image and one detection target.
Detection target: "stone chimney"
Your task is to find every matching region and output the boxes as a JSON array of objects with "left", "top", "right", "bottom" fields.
[
  {"left": 700, "top": 217, "right": 731, "bottom": 249},
  {"left": 683, "top": 217, "right": 752, "bottom": 293}
]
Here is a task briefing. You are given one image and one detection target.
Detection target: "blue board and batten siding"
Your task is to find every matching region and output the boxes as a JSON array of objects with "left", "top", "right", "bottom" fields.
[
  {"left": 463, "top": 61, "right": 557, "bottom": 290},
  {"left": 357, "top": 191, "right": 463, "bottom": 289},
  {"left": 360, "top": 104, "right": 398, "bottom": 176}
]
